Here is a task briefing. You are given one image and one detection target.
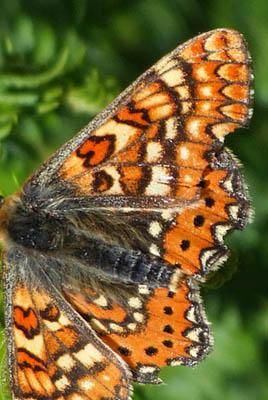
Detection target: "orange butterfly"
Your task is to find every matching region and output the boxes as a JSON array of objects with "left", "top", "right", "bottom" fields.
[{"left": 0, "top": 29, "right": 253, "bottom": 400}]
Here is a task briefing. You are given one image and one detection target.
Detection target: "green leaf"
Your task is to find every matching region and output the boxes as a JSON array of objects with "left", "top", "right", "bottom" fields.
[
  {"left": 0, "top": 48, "right": 69, "bottom": 89},
  {"left": 0, "top": 330, "right": 11, "bottom": 400}
]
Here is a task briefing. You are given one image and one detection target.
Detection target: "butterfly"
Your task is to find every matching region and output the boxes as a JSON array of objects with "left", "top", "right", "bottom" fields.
[{"left": 0, "top": 28, "right": 253, "bottom": 400}]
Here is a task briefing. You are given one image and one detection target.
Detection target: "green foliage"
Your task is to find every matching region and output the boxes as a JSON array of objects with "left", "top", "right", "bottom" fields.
[
  {"left": 0, "top": 331, "right": 11, "bottom": 400},
  {"left": 0, "top": 0, "right": 268, "bottom": 399}
]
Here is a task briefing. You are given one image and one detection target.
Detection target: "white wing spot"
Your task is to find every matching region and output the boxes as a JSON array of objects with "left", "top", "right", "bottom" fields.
[
  {"left": 179, "top": 146, "right": 189, "bottom": 160},
  {"left": 222, "top": 173, "right": 234, "bottom": 193},
  {"left": 145, "top": 166, "right": 172, "bottom": 196},
  {"left": 78, "top": 378, "right": 95, "bottom": 391},
  {"left": 169, "top": 359, "right": 184, "bottom": 366},
  {"left": 139, "top": 365, "right": 158, "bottom": 374},
  {"left": 195, "top": 66, "right": 209, "bottom": 81},
  {"left": 43, "top": 313, "right": 70, "bottom": 332},
  {"left": 134, "top": 312, "right": 144, "bottom": 322},
  {"left": 56, "top": 354, "right": 75, "bottom": 372},
  {"left": 185, "top": 327, "right": 203, "bottom": 342},
  {"left": 168, "top": 269, "right": 183, "bottom": 292},
  {"left": 138, "top": 285, "right": 150, "bottom": 295},
  {"left": 187, "top": 118, "right": 201, "bottom": 138},
  {"left": 128, "top": 297, "right": 142, "bottom": 309},
  {"left": 91, "top": 318, "right": 108, "bottom": 333},
  {"left": 185, "top": 305, "right": 198, "bottom": 324},
  {"left": 161, "top": 68, "right": 185, "bottom": 87},
  {"left": 109, "top": 323, "right": 124, "bottom": 333},
  {"left": 200, "top": 248, "right": 228, "bottom": 272},
  {"left": 228, "top": 204, "right": 240, "bottom": 221},
  {"left": 184, "top": 174, "right": 192, "bottom": 183},
  {"left": 102, "top": 166, "right": 122, "bottom": 195},
  {"left": 200, "top": 101, "right": 211, "bottom": 112},
  {"left": 214, "top": 224, "right": 231, "bottom": 243},
  {"left": 165, "top": 117, "right": 177, "bottom": 139},
  {"left": 174, "top": 85, "right": 190, "bottom": 99},
  {"left": 200, "top": 248, "right": 218, "bottom": 270},
  {"left": 146, "top": 142, "right": 162, "bottom": 162},
  {"left": 181, "top": 101, "right": 192, "bottom": 114},
  {"left": 75, "top": 344, "right": 103, "bottom": 368},
  {"left": 127, "top": 323, "right": 137, "bottom": 331},
  {"left": 93, "top": 295, "right": 108, "bottom": 307},
  {"left": 200, "top": 85, "right": 213, "bottom": 97},
  {"left": 150, "top": 244, "right": 160, "bottom": 257},
  {"left": 55, "top": 376, "right": 71, "bottom": 391},
  {"left": 149, "top": 221, "right": 162, "bottom": 237},
  {"left": 96, "top": 120, "right": 138, "bottom": 152},
  {"left": 161, "top": 210, "right": 173, "bottom": 221},
  {"left": 188, "top": 345, "right": 201, "bottom": 358}
]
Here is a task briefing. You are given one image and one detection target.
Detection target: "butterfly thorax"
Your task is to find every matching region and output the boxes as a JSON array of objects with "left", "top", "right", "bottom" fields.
[{"left": 0, "top": 192, "right": 65, "bottom": 251}]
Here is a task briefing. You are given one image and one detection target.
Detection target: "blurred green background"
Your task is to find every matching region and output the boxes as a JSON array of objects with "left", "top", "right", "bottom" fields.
[{"left": 0, "top": 1, "right": 267, "bottom": 399}]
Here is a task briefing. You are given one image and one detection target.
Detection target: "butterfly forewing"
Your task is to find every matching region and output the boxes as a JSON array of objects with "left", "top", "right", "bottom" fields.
[{"left": 29, "top": 29, "right": 251, "bottom": 190}]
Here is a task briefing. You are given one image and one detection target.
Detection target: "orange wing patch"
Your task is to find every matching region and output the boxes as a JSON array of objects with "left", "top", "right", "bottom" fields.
[{"left": 77, "top": 135, "right": 116, "bottom": 167}]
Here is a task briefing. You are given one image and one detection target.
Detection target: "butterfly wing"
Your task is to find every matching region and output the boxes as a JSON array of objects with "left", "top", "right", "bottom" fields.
[
  {"left": 2, "top": 249, "right": 132, "bottom": 400},
  {"left": 23, "top": 29, "right": 252, "bottom": 278},
  {"left": 30, "top": 29, "right": 252, "bottom": 187},
  {"left": 61, "top": 276, "right": 211, "bottom": 384}
]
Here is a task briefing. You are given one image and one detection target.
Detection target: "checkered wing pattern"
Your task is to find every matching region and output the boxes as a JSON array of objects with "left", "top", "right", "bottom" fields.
[
  {"left": 62, "top": 277, "right": 211, "bottom": 383},
  {"left": 2, "top": 250, "right": 131, "bottom": 400}
]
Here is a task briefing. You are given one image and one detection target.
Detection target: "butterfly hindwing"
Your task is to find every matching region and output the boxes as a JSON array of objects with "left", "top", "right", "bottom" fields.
[{"left": 61, "top": 277, "right": 211, "bottom": 384}]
